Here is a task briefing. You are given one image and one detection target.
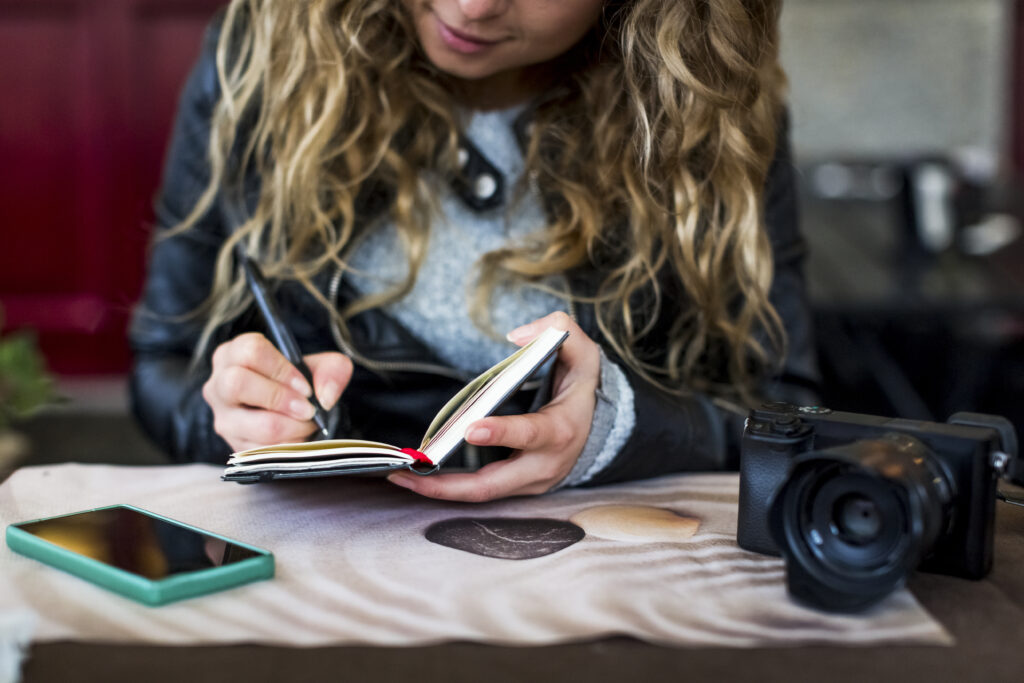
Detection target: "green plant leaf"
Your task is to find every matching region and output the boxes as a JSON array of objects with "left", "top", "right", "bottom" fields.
[{"left": 0, "top": 330, "right": 58, "bottom": 429}]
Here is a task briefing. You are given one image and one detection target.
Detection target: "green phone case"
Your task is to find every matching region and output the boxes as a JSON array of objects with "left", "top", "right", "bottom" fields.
[{"left": 6, "top": 504, "right": 274, "bottom": 606}]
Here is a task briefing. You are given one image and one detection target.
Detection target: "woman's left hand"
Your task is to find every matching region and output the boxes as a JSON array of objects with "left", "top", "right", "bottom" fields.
[{"left": 387, "top": 311, "right": 601, "bottom": 502}]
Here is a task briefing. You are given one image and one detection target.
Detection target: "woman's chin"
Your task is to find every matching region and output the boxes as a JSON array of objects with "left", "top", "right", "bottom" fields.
[{"left": 428, "top": 56, "right": 505, "bottom": 83}]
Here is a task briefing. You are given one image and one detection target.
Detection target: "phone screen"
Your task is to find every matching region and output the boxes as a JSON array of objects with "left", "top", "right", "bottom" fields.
[{"left": 13, "top": 506, "right": 263, "bottom": 580}]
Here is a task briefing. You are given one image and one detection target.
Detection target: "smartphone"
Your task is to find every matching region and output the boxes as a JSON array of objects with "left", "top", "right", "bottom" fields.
[{"left": 6, "top": 504, "right": 274, "bottom": 606}]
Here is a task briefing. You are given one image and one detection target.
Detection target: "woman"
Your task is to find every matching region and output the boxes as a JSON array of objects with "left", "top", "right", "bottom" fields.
[{"left": 130, "top": 0, "right": 819, "bottom": 502}]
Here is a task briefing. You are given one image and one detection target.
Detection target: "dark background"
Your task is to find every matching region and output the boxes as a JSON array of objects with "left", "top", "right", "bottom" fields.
[{"left": 1, "top": 0, "right": 1023, "bottom": 439}]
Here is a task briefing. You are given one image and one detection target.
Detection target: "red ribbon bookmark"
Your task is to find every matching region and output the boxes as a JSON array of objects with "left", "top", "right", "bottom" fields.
[{"left": 400, "top": 448, "right": 432, "bottom": 464}]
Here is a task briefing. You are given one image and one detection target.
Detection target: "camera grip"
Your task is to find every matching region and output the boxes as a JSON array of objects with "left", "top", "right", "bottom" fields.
[
  {"left": 737, "top": 448, "right": 792, "bottom": 555},
  {"left": 737, "top": 404, "right": 815, "bottom": 556}
]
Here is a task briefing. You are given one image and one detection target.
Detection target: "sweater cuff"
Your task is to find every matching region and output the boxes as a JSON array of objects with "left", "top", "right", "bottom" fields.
[{"left": 554, "top": 348, "right": 636, "bottom": 489}]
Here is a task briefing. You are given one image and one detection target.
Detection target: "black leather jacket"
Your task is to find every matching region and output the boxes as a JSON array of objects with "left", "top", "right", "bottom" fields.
[{"left": 129, "top": 22, "right": 820, "bottom": 485}]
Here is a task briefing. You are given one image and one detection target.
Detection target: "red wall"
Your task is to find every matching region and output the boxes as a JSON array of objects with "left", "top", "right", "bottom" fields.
[{"left": 0, "top": 0, "right": 224, "bottom": 374}]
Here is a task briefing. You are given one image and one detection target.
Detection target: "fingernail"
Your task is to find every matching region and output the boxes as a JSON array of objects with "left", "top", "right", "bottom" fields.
[
  {"left": 291, "top": 376, "right": 312, "bottom": 396},
  {"left": 506, "top": 323, "right": 534, "bottom": 344},
  {"left": 318, "top": 381, "right": 341, "bottom": 410},
  {"left": 466, "top": 425, "right": 491, "bottom": 443},
  {"left": 290, "top": 399, "right": 315, "bottom": 421},
  {"left": 387, "top": 473, "right": 414, "bottom": 490}
]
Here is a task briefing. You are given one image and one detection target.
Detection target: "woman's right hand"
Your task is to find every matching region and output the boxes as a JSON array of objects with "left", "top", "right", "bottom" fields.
[{"left": 202, "top": 332, "right": 353, "bottom": 453}]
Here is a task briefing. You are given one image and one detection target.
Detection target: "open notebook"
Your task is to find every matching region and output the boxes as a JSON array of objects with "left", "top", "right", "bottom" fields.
[{"left": 222, "top": 327, "right": 569, "bottom": 483}]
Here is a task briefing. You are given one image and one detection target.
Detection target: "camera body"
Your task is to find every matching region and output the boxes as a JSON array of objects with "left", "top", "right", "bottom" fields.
[{"left": 737, "top": 402, "right": 1017, "bottom": 611}]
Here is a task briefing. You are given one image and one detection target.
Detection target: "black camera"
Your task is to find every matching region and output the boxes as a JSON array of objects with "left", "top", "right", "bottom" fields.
[{"left": 737, "top": 402, "right": 1020, "bottom": 612}]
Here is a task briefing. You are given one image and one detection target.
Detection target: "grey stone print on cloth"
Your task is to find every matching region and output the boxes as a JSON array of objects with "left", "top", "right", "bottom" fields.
[{"left": 425, "top": 517, "right": 585, "bottom": 560}]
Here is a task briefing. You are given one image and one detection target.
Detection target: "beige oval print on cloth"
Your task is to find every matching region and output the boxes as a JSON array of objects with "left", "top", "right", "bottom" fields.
[{"left": 569, "top": 505, "right": 700, "bottom": 542}]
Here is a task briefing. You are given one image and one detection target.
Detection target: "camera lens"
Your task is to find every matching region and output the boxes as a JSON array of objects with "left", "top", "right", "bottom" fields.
[
  {"left": 832, "top": 493, "right": 882, "bottom": 544},
  {"left": 768, "top": 434, "right": 953, "bottom": 612}
]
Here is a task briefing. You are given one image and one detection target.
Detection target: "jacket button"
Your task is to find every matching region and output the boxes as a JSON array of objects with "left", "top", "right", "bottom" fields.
[{"left": 473, "top": 173, "right": 498, "bottom": 200}]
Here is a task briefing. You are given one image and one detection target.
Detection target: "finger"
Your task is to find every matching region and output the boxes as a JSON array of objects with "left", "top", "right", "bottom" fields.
[
  {"left": 304, "top": 352, "right": 354, "bottom": 410},
  {"left": 213, "top": 333, "right": 312, "bottom": 396},
  {"left": 215, "top": 405, "right": 318, "bottom": 449},
  {"left": 506, "top": 310, "right": 575, "bottom": 345},
  {"left": 506, "top": 312, "right": 599, "bottom": 384},
  {"left": 387, "top": 452, "right": 562, "bottom": 502},
  {"left": 465, "top": 411, "right": 574, "bottom": 453},
  {"left": 212, "top": 365, "right": 316, "bottom": 421}
]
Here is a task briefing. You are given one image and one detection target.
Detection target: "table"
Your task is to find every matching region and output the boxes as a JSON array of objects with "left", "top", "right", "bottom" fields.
[{"left": 16, "top": 485, "right": 1024, "bottom": 683}]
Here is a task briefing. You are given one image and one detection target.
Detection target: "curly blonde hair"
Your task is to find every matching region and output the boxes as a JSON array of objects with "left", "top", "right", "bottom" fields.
[{"left": 172, "top": 0, "right": 788, "bottom": 401}]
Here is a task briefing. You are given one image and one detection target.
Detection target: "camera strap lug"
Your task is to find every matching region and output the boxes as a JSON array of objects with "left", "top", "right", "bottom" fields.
[
  {"left": 991, "top": 451, "right": 1011, "bottom": 474},
  {"left": 993, "top": 451, "right": 1024, "bottom": 506}
]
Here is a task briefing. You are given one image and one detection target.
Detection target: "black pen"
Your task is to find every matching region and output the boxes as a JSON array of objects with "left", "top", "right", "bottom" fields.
[{"left": 240, "top": 255, "right": 331, "bottom": 438}]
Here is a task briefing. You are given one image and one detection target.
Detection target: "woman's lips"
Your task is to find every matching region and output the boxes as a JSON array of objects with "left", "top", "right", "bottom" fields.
[{"left": 435, "top": 17, "right": 503, "bottom": 55}]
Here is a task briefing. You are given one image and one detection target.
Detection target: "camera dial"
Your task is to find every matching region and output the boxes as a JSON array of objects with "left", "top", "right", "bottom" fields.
[{"left": 768, "top": 433, "right": 955, "bottom": 612}]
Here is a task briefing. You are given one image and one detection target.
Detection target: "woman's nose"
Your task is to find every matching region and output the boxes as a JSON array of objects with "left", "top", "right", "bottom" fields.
[{"left": 456, "top": 0, "right": 508, "bottom": 22}]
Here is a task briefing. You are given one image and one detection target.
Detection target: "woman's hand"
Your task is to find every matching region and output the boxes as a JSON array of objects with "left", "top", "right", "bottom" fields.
[
  {"left": 387, "top": 312, "right": 601, "bottom": 502},
  {"left": 202, "top": 332, "right": 353, "bottom": 453}
]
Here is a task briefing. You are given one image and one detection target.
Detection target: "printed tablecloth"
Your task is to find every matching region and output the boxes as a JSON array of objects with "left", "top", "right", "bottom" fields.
[{"left": 0, "top": 464, "right": 950, "bottom": 647}]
